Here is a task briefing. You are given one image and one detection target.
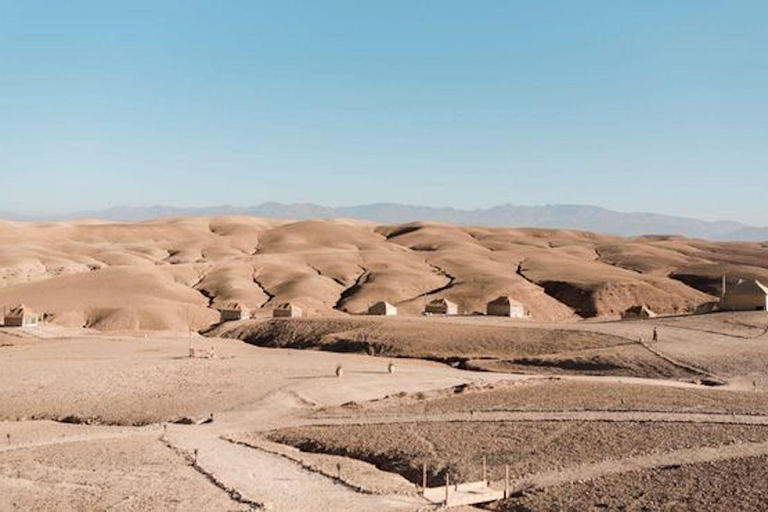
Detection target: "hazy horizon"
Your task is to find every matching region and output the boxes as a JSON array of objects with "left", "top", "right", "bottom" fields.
[
  {"left": 3, "top": 200, "right": 766, "bottom": 227},
  {"left": 2, "top": 1, "right": 767, "bottom": 224}
]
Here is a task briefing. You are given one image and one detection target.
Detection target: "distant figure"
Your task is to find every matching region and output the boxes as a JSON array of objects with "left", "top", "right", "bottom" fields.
[
  {"left": 652, "top": 327, "right": 659, "bottom": 343},
  {"left": 388, "top": 362, "right": 395, "bottom": 374},
  {"left": 6, "top": 433, "right": 10, "bottom": 444},
  {"left": 335, "top": 365, "right": 343, "bottom": 378}
]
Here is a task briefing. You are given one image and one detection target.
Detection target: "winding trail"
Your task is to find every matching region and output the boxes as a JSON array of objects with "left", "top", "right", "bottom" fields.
[
  {"left": 6, "top": 324, "right": 768, "bottom": 511},
  {"left": 165, "top": 428, "right": 426, "bottom": 511},
  {"left": 0, "top": 425, "right": 161, "bottom": 454},
  {"left": 638, "top": 337, "right": 725, "bottom": 384},
  {"left": 658, "top": 316, "right": 768, "bottom": 340}
]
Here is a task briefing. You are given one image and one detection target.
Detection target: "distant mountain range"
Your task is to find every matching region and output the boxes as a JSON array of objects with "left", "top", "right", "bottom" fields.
[{"left": 3, "top": 203, "right": 767, "bottom": 241}]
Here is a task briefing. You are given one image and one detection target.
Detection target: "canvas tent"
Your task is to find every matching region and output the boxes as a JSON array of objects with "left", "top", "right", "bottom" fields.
[
  {"left": 219, "top": 303, "right": 250, "bottom": 322},
  {"left": 273, "top": 302, "right": 303, "bottom": 318},
  {"left": 722, "top": 279, "right": 768, "bottom": 312},
  {"left": 425, "top": 298, "right": 459, "bottom": 315},
  {"left": 368, "top": 301, "right": 397, "bottom": 316},
  {"left": 621, "top": 305, "right": 657, "bottom": 320},
  {"left": 4, "top": 305, "right": 39, "bottom": 327},
  {"left": 486, "top": 296, "right": 525, "bottom": 318}
]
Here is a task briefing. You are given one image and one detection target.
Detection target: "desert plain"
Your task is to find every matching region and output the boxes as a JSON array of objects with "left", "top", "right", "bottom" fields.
[{"left": 2, "top": 217, "right": 768, "bottom": 511}]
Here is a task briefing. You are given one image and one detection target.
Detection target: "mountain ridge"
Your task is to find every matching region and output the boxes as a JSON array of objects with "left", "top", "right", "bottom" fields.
[{"left": 2, "top": 203, "right": 766, "bottom": 241}]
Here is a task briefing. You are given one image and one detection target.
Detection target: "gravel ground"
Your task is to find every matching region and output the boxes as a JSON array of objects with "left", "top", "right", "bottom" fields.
[
  {"left": 496, "top": 455, "right": 768, "bottom": 512},
  {"left": 0, "top": 434, "right": 249, "bottom": 511},
  {"left": 268, "top": 421, "right": 768, "bottom": 486},
  {"left": 329, "top": 379, "right": 768, "bottom": 418}
]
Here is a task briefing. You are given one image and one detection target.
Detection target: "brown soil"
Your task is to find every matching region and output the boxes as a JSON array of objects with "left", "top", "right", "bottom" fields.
[
  {"left": 464, "top": 345, "right": 700, "bottom": 379},
  {"left": 319, "top": 379, "right": 768, "bottom": 418},
  {"left": 268, "top": 421, "right": 768, "bottom": 487},
  {"left": 211, "top": 317, "right": 632, "bottom": 360},
  {"left": 0, "top": 433, "right": 250, "bottom": 511},
  {"left": 496, "top": 455, "right": 768, "bottom": 512},
  {"left": 212, "top": 317, "right": 714, "bottom": 380}
]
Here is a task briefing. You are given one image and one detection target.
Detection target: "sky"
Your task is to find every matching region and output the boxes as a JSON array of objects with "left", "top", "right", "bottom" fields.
[{"left": 1, "top": 1, "right": 767, "bottom": 224}]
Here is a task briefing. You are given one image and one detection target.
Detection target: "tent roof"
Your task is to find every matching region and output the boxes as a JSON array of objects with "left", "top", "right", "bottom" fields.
[
  {"left": 428, "top": 298, "right": 457, "bottom": 307},
  {"left": 488, "top": 296, "right": 523, "bottom": 307},
  {"left": 6, "top": 304, "right": 37, "bottom": 317},
  {"left": 731, "top": 279, "right": 768, "bottom": 296},
  {"left": 275, "top": 302, "right": 301, "bottom": 310},
  {"left": 624, "top": 305, "right": 654, "bottom": 314},
  {"left": 221, "top": 302, "right": 249, "bottom": 311}
]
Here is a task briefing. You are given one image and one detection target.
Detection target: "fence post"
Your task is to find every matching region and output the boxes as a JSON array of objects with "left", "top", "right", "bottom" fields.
[
  {"left": 445, "top": 472, "right": 450, "bottom": 506},
  {"left": 422, "top": 463, "right": 427, "bottom": 493},
  {"left": 504, "top": 464, "right": 509, "bottom": 499},
  {"left": 483, "top": 456, "right": 487, "bottom": 484}
]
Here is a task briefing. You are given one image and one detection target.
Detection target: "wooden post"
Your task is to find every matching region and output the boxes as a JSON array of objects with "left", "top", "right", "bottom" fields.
[
  {"left": 482, "top": 456, "right": 487, "bottom": 484},
  {"left": 445, "top": 473, "right": 450, "bottom": 506},
  {"left": 722, "top": 274, "right": 727, "bottom": 301},
  {"left": 504, "top": 464, "right": 509, "bottom": 499},
  {"left": 422, "top": 463, "right": 427, "bottom": 493}
]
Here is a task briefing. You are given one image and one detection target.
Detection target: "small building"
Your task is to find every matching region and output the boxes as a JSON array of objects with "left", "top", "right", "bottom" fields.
[
  {"left": 722, "top": 279, "right": 768, "bottom": 312},
  {"left": 425, "top": 298, "right": 459, "bottom": 315},
  {"left": 695, "top": 301, "right": 719, "bottom": 315},
  {"left": 273, "top": 302, "right": 303, "bottom": 318},
  {"left": 4, "top": 305, "right": 39, "bottom": 327},
  {"left": 486, "top": 296, "right": 525, "bottom": 318},
  {"left": 621, "top": 305, "right": 657, "bottom": 320},
  {"left": 219, "top": 304, "right": 250, "bottom": 322},
  {"left": 368, "top": 301, "right": 397, "bottom": 316}
]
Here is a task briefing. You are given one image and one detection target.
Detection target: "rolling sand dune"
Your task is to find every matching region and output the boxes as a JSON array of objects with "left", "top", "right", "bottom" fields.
[{"left": 0, "top": 217, "right": 766, "bottom": 331}]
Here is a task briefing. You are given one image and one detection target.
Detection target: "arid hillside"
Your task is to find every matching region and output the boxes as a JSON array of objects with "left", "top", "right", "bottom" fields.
[{"left": 0, "top": 217, "right": 766, "bottom": 330}]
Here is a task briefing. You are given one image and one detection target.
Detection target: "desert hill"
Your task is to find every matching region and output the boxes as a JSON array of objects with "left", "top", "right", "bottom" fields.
[{"left": 0, "top": 217, "right": 766, "bottom": 331}]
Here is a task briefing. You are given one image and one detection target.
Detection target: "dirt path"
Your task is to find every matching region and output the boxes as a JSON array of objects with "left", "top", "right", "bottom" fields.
[
  {"left": 0, "top": 424, "right": 160, "bottom": 454},
  {"left": 5, "top": 325, "right": 766, "bottom": 511},
  {"left": 165, "top": 428, "right": 427, "bottom": 511}
]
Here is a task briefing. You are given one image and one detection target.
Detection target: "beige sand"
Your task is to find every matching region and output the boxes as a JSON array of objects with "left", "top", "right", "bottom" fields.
[{"left": 1, "top": 217, "right": 766, "bottom": 330}]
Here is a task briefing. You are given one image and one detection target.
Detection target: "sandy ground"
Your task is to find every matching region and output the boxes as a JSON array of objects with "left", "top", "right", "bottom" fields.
[
  {"left": 2, "top": 310, "right": 768, "bottom": 510},
  {"left": 0, "top": 325, "right": 512, "bottom": 511}
]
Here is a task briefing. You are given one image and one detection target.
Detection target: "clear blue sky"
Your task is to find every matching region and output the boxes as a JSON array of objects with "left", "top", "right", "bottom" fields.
[{"left": 1, "top": 1, "right": 766, "bottom": 224}]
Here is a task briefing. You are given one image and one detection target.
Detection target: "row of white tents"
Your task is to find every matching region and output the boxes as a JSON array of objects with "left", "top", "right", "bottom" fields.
[{"left": 219, "top": 296, "right": 527, "bottom": 322}]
